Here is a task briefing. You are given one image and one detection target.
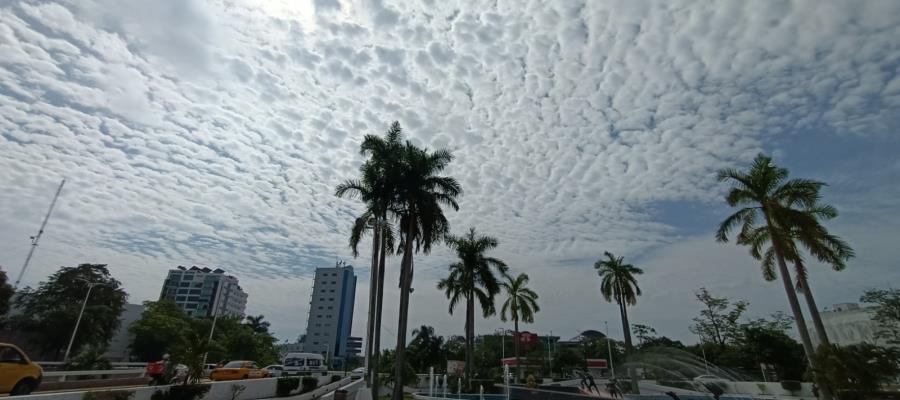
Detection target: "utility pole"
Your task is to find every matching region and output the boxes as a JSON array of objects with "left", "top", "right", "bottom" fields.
[{"left": 14, "top": 179, "right": 65, "bottom": 289}]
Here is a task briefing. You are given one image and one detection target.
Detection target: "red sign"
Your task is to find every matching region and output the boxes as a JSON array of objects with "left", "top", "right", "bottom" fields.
[
  {"left": 586, "top": 359, "right": 608, "bottom": 369},
  {"left": 516, "top": 331, "right": 539, "bottom": 346}
]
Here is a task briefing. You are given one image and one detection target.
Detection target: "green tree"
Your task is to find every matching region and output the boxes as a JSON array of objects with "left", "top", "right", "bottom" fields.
[
  {"left": 631, "top": 324, "right": 657, "bottom": 347},
  {"left": 0, "top": 268, "right": 14, "bottom": 326},
  {"left": 438, "top": 228, "right": 506, "bottom": 390},
  {"left": 741, "top": 325, "right": 805, "bottom": 380},
  {"left": 14, "top": 264, "right": 127, "bottom": 359},
  {"left": 204, "top": 315, "right": 279, "bottom": 366},
  {"left": 130, "top": 300, "right": 194, "bottom": 361},
  {"left": 810, "top": 343, "right": 900, "bottom": 400},
  {"left": 392, "top": 141, "right": 462, "bottom": 400},
  {"left": 171, "top": 329, "right": 217, "bottom": 385},
  {"left": 594, "top": 251, "right": 642, "bottom": 393},
  {"left": 65, "top": 343, "right": 112, "bottom": 371},
  {"left": 717, "top": 154, "right": 853, "bottom": 400},
  {"left": 244, "top": 315, "right": 271, "bottom": 334},
  {"left": 407, "top": 325, "right": 445, "bottom": 373},
  {"left": 689, "top": 287, "right": 748, "bottom": 348},
  {"left": 499, "top": 272, "right": 540, "bottom": 382},
  {"left": 335, "top": 122, "right": 403, "bottom": 400},
  {"left": 860, "top": 288, "right": 900, "bottom": 345}
]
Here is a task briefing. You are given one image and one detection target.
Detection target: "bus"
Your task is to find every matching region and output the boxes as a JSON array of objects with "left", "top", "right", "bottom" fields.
[{"left": 282, "top": 352, "right": 327, "bottom": 376}]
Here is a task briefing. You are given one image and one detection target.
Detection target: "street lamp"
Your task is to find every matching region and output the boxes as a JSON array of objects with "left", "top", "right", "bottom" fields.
[
  {"left": 604, "top": 321, "right": 615, "bottom": 378},
  {"left": 63, "top": 279, "right": 110, "bottom": 363},
  {"left": 202, "top": 283, "right": 226, "bottom": 367}
]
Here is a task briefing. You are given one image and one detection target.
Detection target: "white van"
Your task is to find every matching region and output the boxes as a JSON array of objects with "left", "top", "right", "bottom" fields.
[{"left": 282, "top": 352, "right": 327, "bottom": 376}]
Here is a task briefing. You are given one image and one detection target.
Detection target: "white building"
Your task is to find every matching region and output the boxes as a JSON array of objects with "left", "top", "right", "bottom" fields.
[
  {"left": 815, "top": 302, "right": 892, "bottom": 347},
  {"left": 301, "top": 262, "right": 357, "bottom": 369},
  {"left": 159, "top": 266, "right": 248, "bottom": 317}
]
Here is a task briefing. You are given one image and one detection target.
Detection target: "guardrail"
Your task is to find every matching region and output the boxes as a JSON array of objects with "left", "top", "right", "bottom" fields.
[{"left": 43, "top": 368, "right": 146, "bottom": 382}]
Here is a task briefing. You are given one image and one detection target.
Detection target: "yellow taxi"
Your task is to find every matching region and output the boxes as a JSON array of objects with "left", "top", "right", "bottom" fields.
[
  {"left": 0, "top": 343, "right": 43, "bottom": 395},
  {"left": 210, "top": 360, "right": 269, "bottom": 381}
]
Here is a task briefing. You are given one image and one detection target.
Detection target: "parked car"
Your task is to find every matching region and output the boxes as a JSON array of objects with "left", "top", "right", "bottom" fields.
[
  {"left": 210, "top": 361, "right": 269, "bottom": 381},
  {"left": 0, "top": 343, "right": 43, "bottom": 396},
  {"left": 203, "top": 364, "right": 217, "bottom": 377},
  {"left": 265, "top": 365, "right": 285, "bottom": 377}
]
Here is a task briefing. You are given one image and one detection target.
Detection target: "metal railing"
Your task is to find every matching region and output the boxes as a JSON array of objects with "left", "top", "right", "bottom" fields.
[{"left": 42, "top": 368, "right": 146, "bottom": 382}]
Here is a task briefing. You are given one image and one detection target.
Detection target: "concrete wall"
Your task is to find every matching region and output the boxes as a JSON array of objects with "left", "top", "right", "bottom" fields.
[{"left": 18, "top": 374, "right": 352, "bottom": 400}]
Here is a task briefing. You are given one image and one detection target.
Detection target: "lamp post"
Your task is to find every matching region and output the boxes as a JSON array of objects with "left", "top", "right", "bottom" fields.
[
  {"left": 63, "top": 279, "right": 109, "bottom": 363},
  {"left": 202, "top": 283, "right": 226, "bottom": 367},
  {"left": 605, "top": 321, "right": 615, "bottom": 378}
]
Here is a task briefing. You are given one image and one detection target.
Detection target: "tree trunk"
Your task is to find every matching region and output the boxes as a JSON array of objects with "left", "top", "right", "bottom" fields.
[
  {"left": 618, "top": 296, "right": 639, "bottom": 394},
  {"left": 393, "top": 212, "right": 416, "bottom": 400},
  {"left": 798, "top": 271, "right": 831, "bottom": 347},
  {"left": 365, "top": 227, "right": 381, "bottom": 389},
  {"left": 514, "top": 318, "right": 521, "bottom": 383},
  {"left": 466, "top": 289, "right": 475, "bottom": 391},
  {"left": 765, "top": 217, "right": 832, "bottom": 400},
  {"left": 372, "top": 228, "right": 387, "bottom": 400}
]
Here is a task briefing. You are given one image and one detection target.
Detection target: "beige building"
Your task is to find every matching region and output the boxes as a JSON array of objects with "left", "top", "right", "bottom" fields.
[{"left": 815, "top": 302, "right": 893, "bottom": 347}]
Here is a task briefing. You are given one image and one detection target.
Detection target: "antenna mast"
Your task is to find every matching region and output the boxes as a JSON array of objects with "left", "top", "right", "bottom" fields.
[{"left": 13, "top": 179, "right": 66, "bottom": 289}]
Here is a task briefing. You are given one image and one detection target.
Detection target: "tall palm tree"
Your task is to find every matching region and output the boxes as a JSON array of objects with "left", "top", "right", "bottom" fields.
[
  {"left": 717, "top": 154, "right": 852, "bottom": 400},
  {"left": 437, "top": 228, "right": 507, "bottom": 391},
  {"left": 499, "top": 272, "right": 539, "bottom": 382},
  {"left": 391, "top": 142, "right": 461, "bottom": 400},
  {"left": 594, "top": 251, "right": 642, "bottom": 394},
  {"left": 336, "top": 122, "right": 403, "bottom": 400},
  {"left": 740, "top": 208, "right": 853, "bottom": 349}
]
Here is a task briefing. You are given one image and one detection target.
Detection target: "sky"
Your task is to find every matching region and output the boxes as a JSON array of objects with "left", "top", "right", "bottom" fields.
[{"left": 1, "top": 0, "right": 899, "bottom": 348}]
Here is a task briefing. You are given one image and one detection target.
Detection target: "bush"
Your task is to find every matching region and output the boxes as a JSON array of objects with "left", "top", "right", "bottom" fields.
[
  {"left": 83, "top": 390, "right": 134, "bottom": 400},
  {"left": 276, "top": 377, "right": 300, "bottom": 397},
  {"left": 300, "top": 376, "right": 319, "bottom": 393},
  {"left": 330, "top": 374, "right": 342, "bottom": 383},
  {"left": 150, "top": 384, "right": 211, "bottom": 400},
  {"left": 781, "top": 380, "right": 802, "bottom": 393}
]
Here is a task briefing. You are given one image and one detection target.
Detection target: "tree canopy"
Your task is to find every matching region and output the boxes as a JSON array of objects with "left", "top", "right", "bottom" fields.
[{"left": 13, "top": 264, "right": 127, "bottom": 359}]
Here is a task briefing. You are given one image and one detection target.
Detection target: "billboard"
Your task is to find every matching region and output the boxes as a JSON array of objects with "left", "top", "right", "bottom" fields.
[{"left": 447, "top": 360, "right": 465, "bottom": 376}]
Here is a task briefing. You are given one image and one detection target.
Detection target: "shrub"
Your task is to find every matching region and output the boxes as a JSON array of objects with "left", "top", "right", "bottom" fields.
[
  {"left": 276, "top": 377, "right": 300, "bottom": 397},
  {"left": 781, "top": 380, "right": 802, "bottom": 394},
  {"left": 83, "top": 390, "right": 134, "bottom": 400},
  {"left": 300, "top": 376, "right": 319, "bottom": 393},
  {"left": 150, "top": 384, "right": 211, "bottom": 400},
  {"left": 330, "top": 374, "right": 342, "bottom": 383}
]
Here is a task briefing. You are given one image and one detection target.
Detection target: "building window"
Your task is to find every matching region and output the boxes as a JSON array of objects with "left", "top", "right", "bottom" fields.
[
  {"left": 327, "top": 306, "right": 333, "bottom": 310},
  {"left": 179, "top": 282, "right": 190, "bottom": 287}
]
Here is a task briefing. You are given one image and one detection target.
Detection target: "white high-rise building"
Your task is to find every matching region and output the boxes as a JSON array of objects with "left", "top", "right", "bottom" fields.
[
  {"left": 159, "top": 266, "right": 248, "bottom": 317},
  {"left": 301, "top": 261, "right": 357, "bottom": 369}
]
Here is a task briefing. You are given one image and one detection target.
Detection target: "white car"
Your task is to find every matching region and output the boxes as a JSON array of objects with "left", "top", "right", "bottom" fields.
[
  {"left": 350, "top": 367, "right": 365, "bottom": 379},
  {"left": 265, "top": 365, "right": 285, "bottom": 377},
  {"left": 693, "top": 375, "right": 729, "bottom": 382}
]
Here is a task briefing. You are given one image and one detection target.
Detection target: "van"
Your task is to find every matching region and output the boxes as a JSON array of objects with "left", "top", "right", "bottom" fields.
[{"left": 281, "top": 352, "right": 327, "bottom": 376}]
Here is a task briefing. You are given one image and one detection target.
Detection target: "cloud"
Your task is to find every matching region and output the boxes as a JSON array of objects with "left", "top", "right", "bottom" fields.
[{"left": 1, "top": 0, "right": 899, "bottom": 343}]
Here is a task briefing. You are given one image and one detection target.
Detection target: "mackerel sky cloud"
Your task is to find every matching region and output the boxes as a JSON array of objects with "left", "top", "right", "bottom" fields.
[{"left": 1, "top": 0, "right": 899, "bottom": 344}]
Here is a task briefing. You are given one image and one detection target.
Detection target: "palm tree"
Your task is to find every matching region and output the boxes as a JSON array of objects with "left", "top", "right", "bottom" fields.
[
  {"left": 717, "top": 154, "right": 852, "bottom": 400},
  {"left": 391, "top": 142, "right": 461, "bottom": 400},
  {"left": 499, "top": 272, "right": 539, "bottom": 382},
  {"left": 244, "top": 315, "right": 270, "bottom": 334},
  {"left": 437, "top": 228, "right": 506, "bottom": 390},
  {"left": 594, "top": 251, "right": 642, "bottom": 394},
  {"left": 336, "top": 122, "right": 404, "bottom": 400}
]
